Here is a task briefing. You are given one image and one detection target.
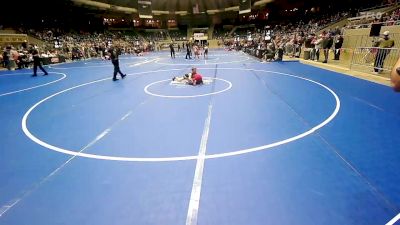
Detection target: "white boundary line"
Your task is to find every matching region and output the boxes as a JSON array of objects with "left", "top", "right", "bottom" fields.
[
  {"left": 0, "top": 72, "right": 67, "bottom": 97},
  {"left": 51, "top": 64, "right": 113, "bottom": 70},
  {"left": 144, "top": 77, "right": 232, "bottom": 98},
  {"left": 51, "top": 57, "right": 149, "bottom": 70},
  {"left": 84, "top": 57, "right": 145, "bottom": 64},
  {"left": 0, "top": 111, "right": 123, "bottom": 217},
  {"left": 197, "top": 57, "right": 219, "bottom": 62},
  {"left": 128, "top": 58, "right": 159, "bottom": 67},
  {"left": 204, "top": 68, "right": 341, "bottom": 159},
  {"left": 21, "top": 68, "right": 341, "bottom": 162},
  {"left": 386, "top": 213, "right": 400, "bottom": 225},
  {"left": 154, "top": 56, "right": 250, "bottom": 66},
  {"left": 181, "top": 56, "right": 223, "bottom": 62},
  {"left": 189, "top": 53, "right": 244, "bottom": 57},
  {"left": 186, "top": 104, "right": 213, "bottom": 225}
]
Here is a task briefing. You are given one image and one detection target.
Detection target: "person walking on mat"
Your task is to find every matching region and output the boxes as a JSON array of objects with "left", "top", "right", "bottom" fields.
[
  {"left": 169, "top": 43, "right": 175, "bottom": 59},
  {"left": 31, "top": 49, "right": 48, "bottom": 77},
  {"left": 109, "top": 47, "right": 126, "bottom": 81}
]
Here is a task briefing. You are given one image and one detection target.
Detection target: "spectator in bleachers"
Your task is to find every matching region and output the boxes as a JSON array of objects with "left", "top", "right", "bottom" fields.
[
  {"left": 304, "top": 34, "right": 315, "bottom": 60},
  {"left": 322, "top": 33, "right": 334, "bottom": 63},
  {"left": 0, "top": 52, "right": 3, "bottom": 68},
  {"left": 2, "top": 47, "right": 11, "bottom": 70},
  {"left": 334, "top": 35, "right": 344, "bottom": 60},
  {"left": 314, "top": 34, "right": 324, "bottom": 61},
  {"left": 374, "top": 30, "right": 395, "bottom": 73}
]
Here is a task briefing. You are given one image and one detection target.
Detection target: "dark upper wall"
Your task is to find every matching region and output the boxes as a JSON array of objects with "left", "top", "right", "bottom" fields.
[{"left": 0, "top": 0, "right": 388, "bottom": 30}]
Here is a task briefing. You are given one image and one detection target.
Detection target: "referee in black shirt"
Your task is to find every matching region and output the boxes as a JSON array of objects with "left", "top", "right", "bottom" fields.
[
  {"left": 31, "top": 49, "right": 48, "bottom": 77},
  {"left": 169, "top": 43, "right": 175, "bottom": 59},
  {"left": 185, "top": 43, "right": 191, "bottom": 59},
  {"left": 109, "top": 47, "right": 126, "bottom": 81}
]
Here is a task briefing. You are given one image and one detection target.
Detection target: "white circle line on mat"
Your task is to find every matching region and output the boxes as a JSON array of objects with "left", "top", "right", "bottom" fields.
[
  {"left": 51, "top": 57, "right": 149, "bottom": 69},
  {"left": 154, "top": 57, "right": 250, "bottom": 66},
  {"left": 144, "top": 77, "right": 232, "bottom": 98},
  {"left": 0, "top": 72, "right": 67, "bottom": 97},
  {"left": 21, "top": 68, "right": 340, "bottom": 162}
]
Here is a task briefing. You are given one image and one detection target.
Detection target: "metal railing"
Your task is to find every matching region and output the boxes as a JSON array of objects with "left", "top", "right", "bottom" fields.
[
  {"left": 350, "top": 47, "right": 400, "bottom": 72},
  {"left": 346, "top": 20, "right": 400, "bottom": 29},
  {"left": 342, "top": 33, "right": 400, "bottom": 49}
]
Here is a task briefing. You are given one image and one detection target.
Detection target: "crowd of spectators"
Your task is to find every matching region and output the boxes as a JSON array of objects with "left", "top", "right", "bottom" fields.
[
  {"left": 139, "top": 30, "right": 168, "bottom": 42},
  {"left": 222, "top": 0, "right": 400, "bottom": 65},
  {"left": 222, "top": 10, "right": 347, "bottom": 63},
  {"left": 169, "top": 30, "right": 187, "bottom": 41},
  {"left": 1, "top": 44, "right": 35, "bottom": 70},
  {"left": 2, "top": 0, "right": 400, "bottom": 70},
  {"left": 213, "top": 26, "right": 231, "bottom": 40},
  {"left": 1, "top": 28, "right": 159, "bottom": 70}
]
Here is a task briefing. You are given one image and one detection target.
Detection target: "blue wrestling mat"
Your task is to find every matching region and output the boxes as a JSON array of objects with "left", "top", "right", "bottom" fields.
[{"left": 0, "top": 50, "right": 400, "bottom": 225}]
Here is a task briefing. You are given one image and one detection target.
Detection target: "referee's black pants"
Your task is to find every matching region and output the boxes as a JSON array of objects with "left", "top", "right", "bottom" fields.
[
  {"left": 112, "top": 60, "right": 124, "bottom": 79},
  {"left": 33, "top": 63, "right": 47, "bottom": 75}
]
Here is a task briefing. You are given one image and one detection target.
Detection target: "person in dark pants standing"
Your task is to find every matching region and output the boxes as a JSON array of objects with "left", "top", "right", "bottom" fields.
[
  {"left": 169, "top": 43, "right": 175, "bottom": 59},
  {"left": 334, "top": 35, "right": 344, "bottom": 60},
  {"left": 2, "top": 47, "right": 11, "bottom": 70},
  {"left": 31, "top": 49, "right": 48, "bottom": 77},
  {"left": 185, "top": 42, "right": 191, "bottom": 59},
  {"left": 322, "top": 33, "right": 333, "bottom": 63},
  {"left": 203, "top": 44, "right": 209, "bottom": 59},
  {"left": 109, "top": 47, "right": 126, "bottom": 81}
]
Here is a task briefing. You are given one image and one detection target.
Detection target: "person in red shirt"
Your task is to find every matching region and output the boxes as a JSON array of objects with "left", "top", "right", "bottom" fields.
[{"left": 189, "top": 67, "right": 203, "bottom": 85}]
